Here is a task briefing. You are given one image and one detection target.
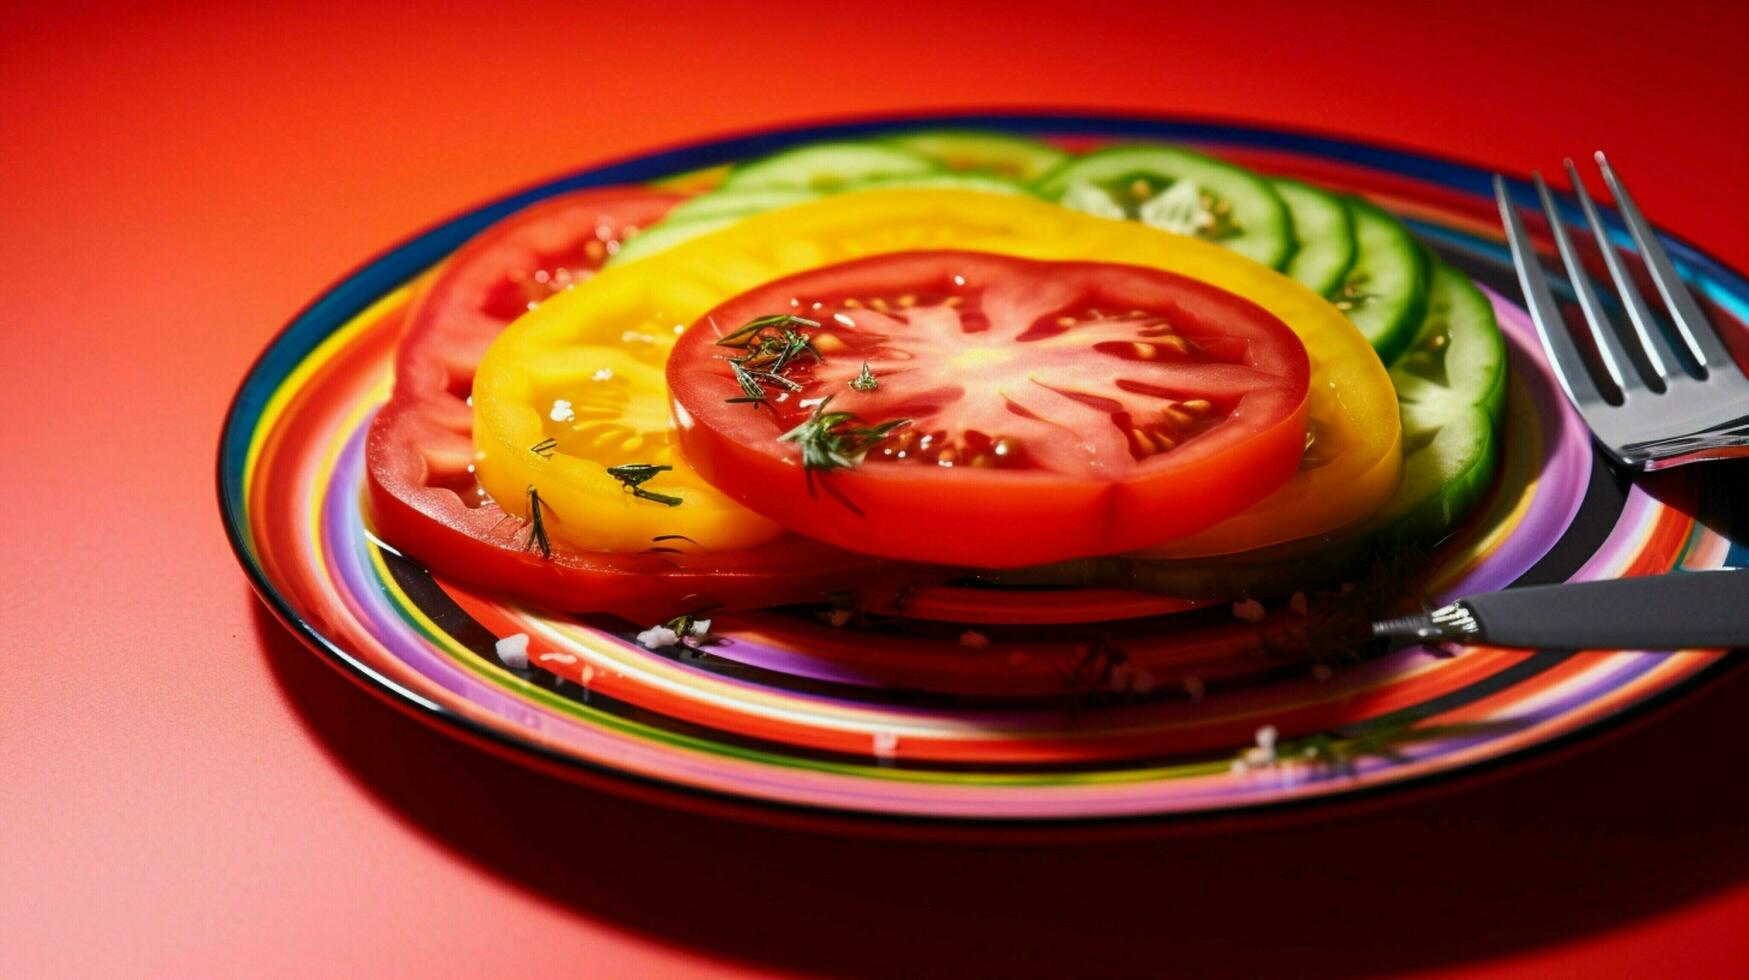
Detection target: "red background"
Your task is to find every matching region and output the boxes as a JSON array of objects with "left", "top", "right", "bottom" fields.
[{"left": 5, "top": 1, "right": 1748, "bottom": 976}]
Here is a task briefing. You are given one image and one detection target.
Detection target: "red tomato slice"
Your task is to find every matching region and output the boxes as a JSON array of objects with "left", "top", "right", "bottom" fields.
[
  {"left": 364, "top": 187, "right": 909, "bottom": 620},
  {"left": 668, "top": 251, "right": 1312, "bottom": 568}
]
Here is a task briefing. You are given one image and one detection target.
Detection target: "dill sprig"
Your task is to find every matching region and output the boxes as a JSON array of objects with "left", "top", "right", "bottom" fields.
[
  {"left": 605, "top": 463, "right": 683, "bottom": 507},
  {"left": 530, "top": 437, "right": 558, "bottom": 459},
  {"left": 719, "top": 314, "right": 823, "bottom": 409},
  {"left": 743, "top": 328, "right": 821, "bottom": 374},
  {"left": 644, "top": 533, "right": 699, "bottom": 555},
  {"left": 649, "top": 603, "right": 725, "bottom": 651},
  {"left": 850, "top": 360, "right": 878, "bottom": 392},
  {"left": 778, "top": 396, "right": 910, "bottom": 473},
  {"left": 728, "top": 359, "right": 768, "bottom": 405},
  {"left": 728, "top": 357, "right": 805, "bottom": 407},
  {"left": 1237, "top": 716, "right": 1517, "bottom": 778},
  {"left": 715, "top": 314, "right": 820, "bottom": 349},
  {"left": 523, "top": 484, "right": 553, "bottom": 559}
]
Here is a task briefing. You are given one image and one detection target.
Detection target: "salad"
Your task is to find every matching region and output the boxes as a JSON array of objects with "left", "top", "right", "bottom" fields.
[{"left": 364, "top": 131, "right": 1506, "bottom": 643}]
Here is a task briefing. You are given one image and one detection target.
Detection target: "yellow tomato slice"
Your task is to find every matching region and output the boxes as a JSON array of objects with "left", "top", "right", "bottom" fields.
[{"left": 472, "top": 189, "right": 1400, "bottom": 555}]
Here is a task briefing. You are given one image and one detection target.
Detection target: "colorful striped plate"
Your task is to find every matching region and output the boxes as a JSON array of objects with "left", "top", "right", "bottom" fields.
[{"left": 218, "top": 114, "right": 1749, "bottom": 828}]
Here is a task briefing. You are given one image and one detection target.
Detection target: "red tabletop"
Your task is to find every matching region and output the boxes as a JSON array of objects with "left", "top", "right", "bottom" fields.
[{"left": 6, "top": 2, "right": 1748, "bottom": 976}]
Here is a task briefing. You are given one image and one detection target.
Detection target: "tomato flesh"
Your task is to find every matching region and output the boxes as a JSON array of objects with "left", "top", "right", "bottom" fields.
[
  {"left": 668, "top": 251, "right": 1311, "bottom": 567},
  {"left": 364, "top": 187, "right": 901, "bottom": 619},
  {"left": 473, "top": 188, "right": 1398, "bottom": 569}
]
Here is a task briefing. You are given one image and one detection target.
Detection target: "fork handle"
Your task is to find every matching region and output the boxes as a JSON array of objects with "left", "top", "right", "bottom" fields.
[{"left": 1376, "top": 569, "right": 1749, "bottom": 649}]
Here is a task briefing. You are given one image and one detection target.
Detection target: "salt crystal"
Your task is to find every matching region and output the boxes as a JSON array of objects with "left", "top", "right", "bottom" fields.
[
  {"left": 494, "top": 633, "right": 530, "bottom": 670},
  {"left": 872, "top": 732, "right": 899, "bottom": 759},
  {"left": 636, "top": 626, "right": 681, "bottom": 649}
]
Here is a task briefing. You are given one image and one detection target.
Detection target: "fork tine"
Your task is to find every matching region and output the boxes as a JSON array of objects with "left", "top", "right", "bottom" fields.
[
  {"left": 1593, "top": 151, "right": 1740, "bottom": 375},
  {"left": 1495, "top": 174, "right": 1607, "bottom": 410},
  {"left": 1564, "top": 158, "right": 1685, "bottom": 385},
  {"left": 1534, "top": 171, "right": 1640, "bottom": 393}
]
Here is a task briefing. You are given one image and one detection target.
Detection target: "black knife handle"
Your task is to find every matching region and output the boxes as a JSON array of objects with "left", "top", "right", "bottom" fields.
[{"left": 1466, "top": 568, "right": 1749, "bottom": 650}]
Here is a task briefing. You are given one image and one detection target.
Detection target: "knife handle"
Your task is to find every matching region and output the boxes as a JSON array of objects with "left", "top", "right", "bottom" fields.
[{"left": 1465, "top": 568, "right": 1749, "bottom": 650}]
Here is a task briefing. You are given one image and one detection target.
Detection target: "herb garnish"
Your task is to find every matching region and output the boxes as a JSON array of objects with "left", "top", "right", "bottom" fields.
[
  {"left": 1231, "top": 716, "right": 1517, "bottom": 779},
  {"left": 754, "top": 329, "right": 821, "bottom": 374},
  {"left": 778, "top": 396, "right": 910, "bottom": 473},
  {"left": 728, "top": 358, "right": 803, "bottom": 407},
  {"left": 636, "top": 604, "right": 725, "bottom": 651},
  {"left": 644, "top": 533, "right": 700, "bottom": 555},
  {"left": 850, "top": 360, "right": 878, "bottom": 392},
  {"left": 715, "top": 314, "right": 820, "bottom": 349},
  {"left": 530, "top": 437, "right": 558, "bottom": 459},
  {"left": 719, "top": 314, "right": 822, "bottom": 409},
  {"left": 523, "top": 485, "right": 553, "bottom": 558},
  {"left": 606, "top": 463, "right": 683, "bottom": 507}
]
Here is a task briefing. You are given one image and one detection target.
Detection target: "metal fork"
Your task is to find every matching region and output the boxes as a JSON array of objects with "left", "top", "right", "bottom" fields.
[{"left": 1494, "top": 153, "right": 1749, "bottom": 470}]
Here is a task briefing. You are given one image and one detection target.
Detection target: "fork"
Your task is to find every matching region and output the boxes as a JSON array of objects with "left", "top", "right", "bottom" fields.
[
  {"left": 1373, "top": 160, "right": 1749, "bottom": 649},
  {"left": 1493, "top": 152, "right": 1749, "bottom": 470}
]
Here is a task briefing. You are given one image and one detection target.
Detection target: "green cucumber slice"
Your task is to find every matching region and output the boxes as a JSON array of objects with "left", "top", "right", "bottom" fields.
[
  {"left": 1335, "top": 198, "right": 1429, "bottom": 364},
  {"left": 838, "top": 171, "right": 1027, "bottom": 195},
  {"left": 721, "top": 141, "right": 941, "bottom": 192},
  {"left": 884, "top": 130, "right": 1067, "bottom": 183},
  {"left": 1272, "top": 178, "right": 1356, "bottom": 296},
  {"left": 615, "top": 172, "right": 1026, "bottom": 266},
  {"left": 1032, "top": 145, "right": 1293, "bottom": 268},
  {"left": 665, "top": 186, "right": 821, "bottom": 224},
  {"left": 603, "top": 213, "right": 740, "bottom": 267},
  {"left": 1382, "top": 402, "right": 1497, "bottom": 542},
  {"left": 1374, "top": 260, "right": 1507, "bottom": 542},
  {"left": 1392, "top": 261, "right": 1507, "bottom": 425}
]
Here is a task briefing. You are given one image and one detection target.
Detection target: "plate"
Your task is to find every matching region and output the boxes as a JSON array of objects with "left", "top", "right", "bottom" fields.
[{"left": 220, "top": 112, "right": 1749, "bottom": 827}]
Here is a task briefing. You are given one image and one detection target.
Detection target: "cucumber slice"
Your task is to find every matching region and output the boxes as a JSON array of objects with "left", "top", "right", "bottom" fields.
[
  {"left": 648, "top": 163, "right": 731, "bottom": 194},
  {"left": 603, "top": 213, "right": 740, "bottom": 267},
  {"left": 619, "top": 172, "right": 1024, "bottom": 266},
  {"left": 721, "top": 141, "right": 941, "bottom": 192},
  {"left": 665, "top": 186, "right": 821, "bottom": 224},
  {"left": 1272, "top": 178, "right": 1356, "bottom": 296},
  {"left": 1392, "top": 262, "right": 1507, "bottom": 425},
  {"left": 1032, "top": 145, "right": 1293, "bottom": 268},
  {"left": 884, "top": 130, "right": 1067, "bottom": 183},
  {"left": 839, "top": 171, "right": 1028, "bottom": 196},
  {"left": 1382, "top": 402, "right": 1497, "bottom": 541},
  {"left": 1376, "top": 260, "right": 1507, "bottom": 542},
  {"left": 1334, "top": 198, "right": 1429, "bottom": 364}
]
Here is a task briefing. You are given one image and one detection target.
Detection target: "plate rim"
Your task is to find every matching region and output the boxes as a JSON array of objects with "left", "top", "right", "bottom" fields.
[{"left": 217, "top": 108, "right": 1749, "bottom": 831}]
